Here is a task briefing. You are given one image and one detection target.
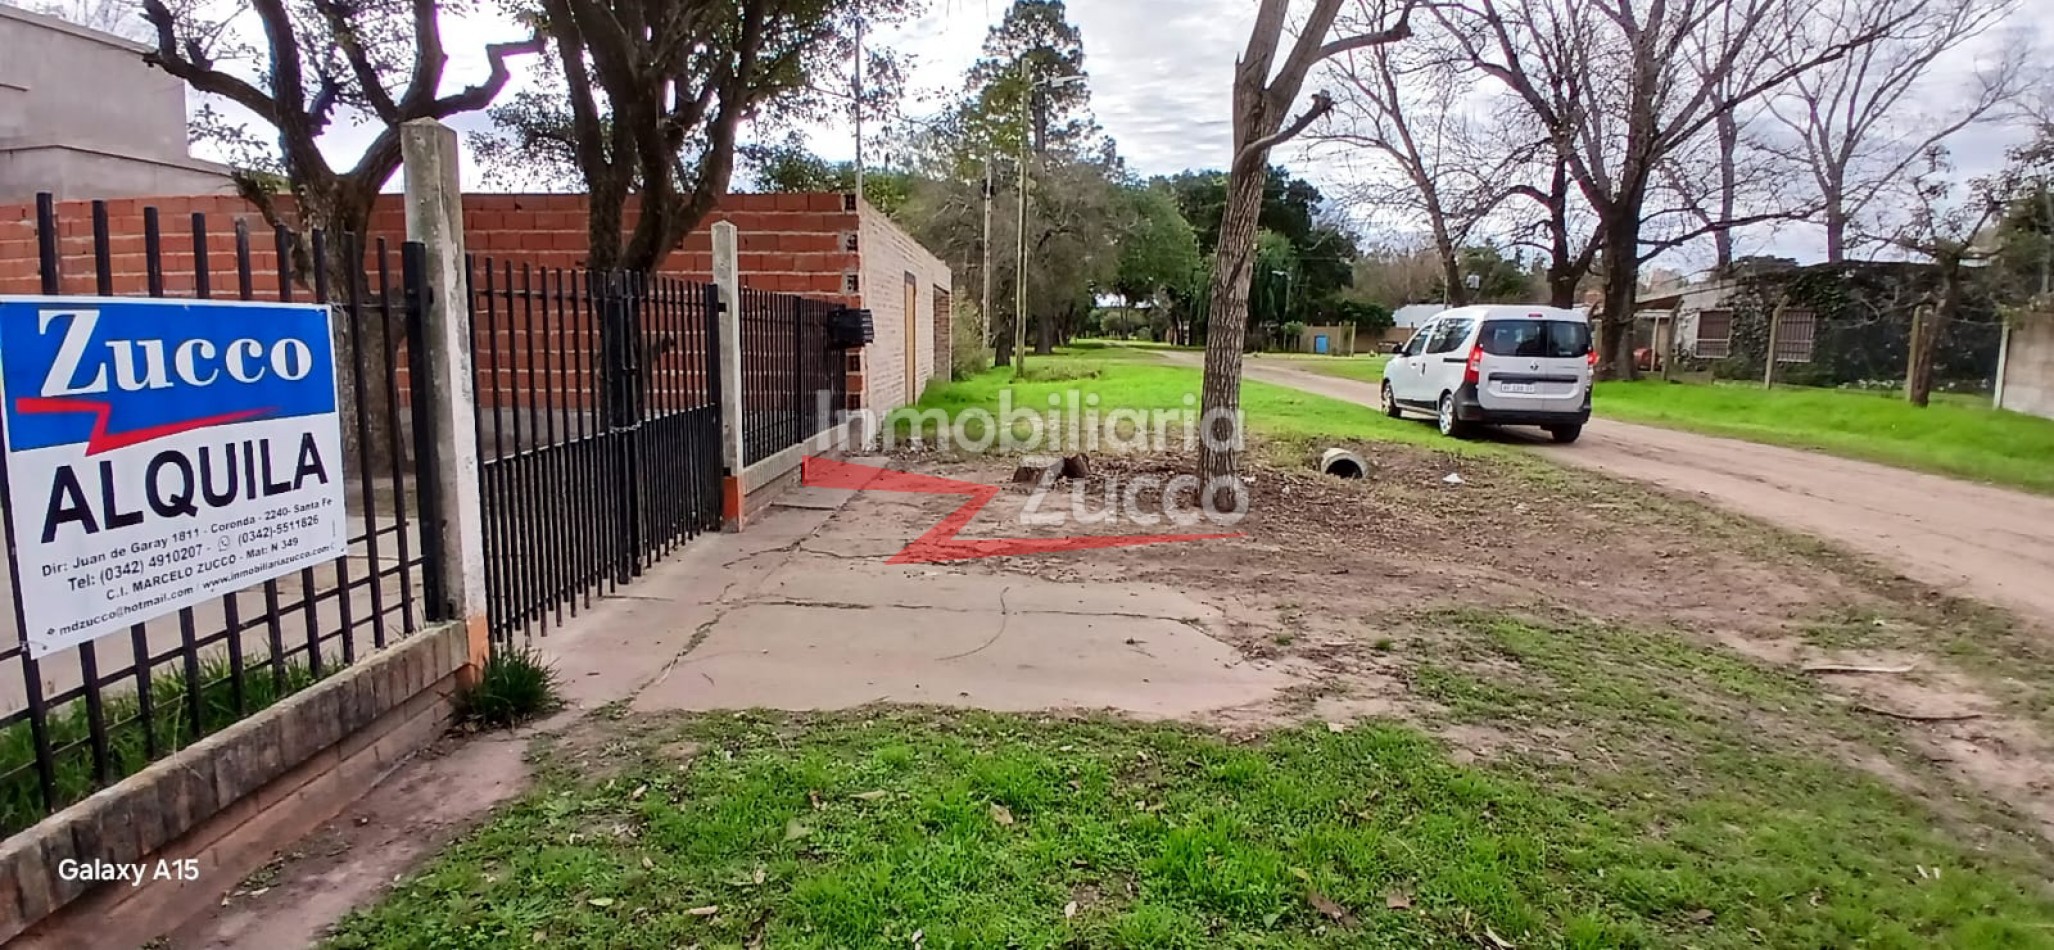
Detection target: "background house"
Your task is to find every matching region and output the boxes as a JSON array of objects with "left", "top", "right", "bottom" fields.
[
  {"left": 1634, "top": 262, "right": 2004, "bottom": 391},
  {"left": 1380, "top": 303, "right": 1444, "bottom": 348},
  {"left": 0, "top": 4, "right": 232, "bottom": 202}
]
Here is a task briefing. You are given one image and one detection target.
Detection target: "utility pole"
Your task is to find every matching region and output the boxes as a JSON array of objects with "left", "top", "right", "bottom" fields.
[
  {"left": 1013, "top": 63, "right": 1031, "bottom": 377},
  {"left": 852, "top": 8, "right": 864, "bottom": 205},
  {"left": 981, "top": 154, "right": 995, "bottom": 354},
  {"left": 1010, "top": 69, "right": 1086, "bottom": 378}
]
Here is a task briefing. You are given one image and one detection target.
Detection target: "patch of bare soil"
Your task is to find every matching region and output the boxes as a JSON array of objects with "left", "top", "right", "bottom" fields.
[
  {"left": 163, "top": 733, "right": 532, "bottom": 949},
  {"left": 898, "top": 442, "right": 2054, "bottom": 848}
]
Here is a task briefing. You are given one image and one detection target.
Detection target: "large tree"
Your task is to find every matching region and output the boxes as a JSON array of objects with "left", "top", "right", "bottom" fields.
[
  {"left": 140, "top": 0, "right": 542, "bottom": 472},
  {"left": 898, "top": 157, "right": 1128, "bottom": 361},
  {"left": 1114, "top": 184, "right": 1203, "bottom": 308},
  {"left": 1196, "top": 0, "right": 1414, "bottom": 500},
  {"left": 958, "top": 0, "right": 1101, "bottom": 166},
  {"left": 1764, "top": 0, "right": 2024, "bottom": 262},
  {"left": 1319, "top": 1, "right": 1518, "bottom": 307},
  {"left": 1161, "top": 167, "right": 1359, "bottom": 312},
  {"left": 1883, "top": 149, "right": 2016, "bottom": 405},
  {"left": 479, "top": 0, "right": 910, "bottom": 271},
  {"left": 943, "top": 0, "right": 1119, "bottom": 359},
  {"left": 1435, "top": 0, "right": 1888, "bottom": 378},
  {"left": 140, "top": 0, "right": 542, "bottom": 244}
]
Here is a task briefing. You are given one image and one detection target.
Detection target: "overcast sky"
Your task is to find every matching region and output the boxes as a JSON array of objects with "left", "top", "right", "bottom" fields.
[{"left": 173, "top": 0, "right": 2042, "bottom": 273}]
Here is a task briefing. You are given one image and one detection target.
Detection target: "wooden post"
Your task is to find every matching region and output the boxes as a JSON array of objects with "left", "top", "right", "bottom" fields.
[
  {"left": 1662, "top": 301, "right": 1681, "bottom": 382},
  {"left": 1994, "top": 321, "right": 2012, "bottom": 409},
  {"left": 1763, "top": 298, "right": 1786, "bottom": 390},
  {"left": 1905, "top": 305, "right": 1926, "bottom": 404}
]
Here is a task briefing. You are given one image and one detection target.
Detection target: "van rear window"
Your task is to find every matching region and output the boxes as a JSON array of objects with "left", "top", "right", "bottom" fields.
[{"left": 1479, "top": 319, "right": 1592, "bottom": 358}]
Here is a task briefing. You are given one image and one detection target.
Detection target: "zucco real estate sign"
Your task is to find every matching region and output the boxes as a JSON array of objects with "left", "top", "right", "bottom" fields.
[{"left": 0, "top": 297, "right": 349, "bottom": 657}]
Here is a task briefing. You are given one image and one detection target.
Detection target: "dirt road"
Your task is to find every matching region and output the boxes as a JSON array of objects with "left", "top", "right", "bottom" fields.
[{"left": 1174, "top": 352, "right": 2054, "bottom": 629}]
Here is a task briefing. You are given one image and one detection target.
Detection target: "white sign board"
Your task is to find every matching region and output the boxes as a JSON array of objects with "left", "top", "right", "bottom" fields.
[{"left": 0, "top": 296, "right": 349, "bottom": 657}]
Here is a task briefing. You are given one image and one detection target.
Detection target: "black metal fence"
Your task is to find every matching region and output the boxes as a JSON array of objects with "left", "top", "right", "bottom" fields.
[
  {"left": 471, "top": 267, "right": 723, "bottom": 645},
  {"left": 2, "top": 195, "right": 857, "bottom": 836},
  {"left": 0, "top": 196, "right": 438, "bottom": 836},
  {"left": 740, "top": 288, "right": 848, "bottom": 465}
]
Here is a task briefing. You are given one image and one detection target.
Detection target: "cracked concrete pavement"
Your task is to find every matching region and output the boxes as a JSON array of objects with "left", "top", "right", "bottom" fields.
[
  {"left": 537, "top": 459, "right": 1294, "bottom": 720},
  {"left": 173, "top": 457, "right": 1296, "bottom": 949}
]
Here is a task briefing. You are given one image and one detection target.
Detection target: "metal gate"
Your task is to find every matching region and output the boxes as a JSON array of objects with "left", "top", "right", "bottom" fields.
[{"left": 469, "top": 263, "right": 724, "bottom": 645}]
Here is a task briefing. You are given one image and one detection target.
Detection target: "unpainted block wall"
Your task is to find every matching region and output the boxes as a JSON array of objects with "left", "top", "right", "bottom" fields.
[
  {"left": 1999, "top": 320, "right": 2054, "bottom": 420},
  {"left": 857, "top": 204, "right": 952, "bottom": 414}
]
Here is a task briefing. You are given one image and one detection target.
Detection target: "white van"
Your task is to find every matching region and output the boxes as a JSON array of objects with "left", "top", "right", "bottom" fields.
[{"left": 1380, "top": 305, "right": 1594, "bottom": 443}]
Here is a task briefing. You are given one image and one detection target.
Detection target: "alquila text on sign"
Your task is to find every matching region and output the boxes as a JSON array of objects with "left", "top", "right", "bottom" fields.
[{"left": 0, "top": 296, "right": 349, "bottom": 657}]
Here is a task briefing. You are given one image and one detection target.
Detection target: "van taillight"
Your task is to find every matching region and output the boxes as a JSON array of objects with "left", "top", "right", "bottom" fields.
[
  {"left": 1586, "top": 347, "right": 1599, "bottom": 368},
  {"left": 1464, "top": 344, "right": 1483, "bottom": 384}
]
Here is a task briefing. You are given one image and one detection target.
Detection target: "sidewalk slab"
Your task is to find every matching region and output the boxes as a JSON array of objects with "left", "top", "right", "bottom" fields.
[{"left": 633, "top": 602, "right": 1289, "bottom": 718}]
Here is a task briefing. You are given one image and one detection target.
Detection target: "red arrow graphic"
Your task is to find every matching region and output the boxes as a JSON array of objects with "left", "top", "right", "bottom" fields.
[
  {"left": 801, "top": 456, "right": 1240, "bottom": 564},
  {"left": 14, "top": 395, "right": 273, "bottom": 455}
]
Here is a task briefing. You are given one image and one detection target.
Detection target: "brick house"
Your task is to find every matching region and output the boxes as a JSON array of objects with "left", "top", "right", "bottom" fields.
[{"left": 0, "top": 191, "right": 952, "bottom": 415}]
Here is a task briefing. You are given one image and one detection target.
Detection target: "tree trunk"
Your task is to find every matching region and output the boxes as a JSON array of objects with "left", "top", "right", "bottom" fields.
[
  {"left": 1546, "top": 266, "right": 1579, "bottom": 308},
  {"left": 1541, "top": 157, "right": 1582, "bottom": 309},
  {"left": 1906, "top": 269, "right": 1959, "bottom": 407},
  {"left": 1431, "top": 221, "right": 1467, "bottom": 307},
  {"left": 994, "top": 307, "right": 1016, "bottom": 367},
  {"left": 586, "top": 179, "right": 629, "bottom": 272},
  {"left": 1596, "top": 211, "right": 1643, "bottom": 381},
  {"left": 1906, "top": 305, "right": 1936, "bottom": 406},
  {"left": 1196, "top": 165, "right": 1266, "bottom": 504},
  {"left": 1712, "top": 110, "right": 1738, "bottom": 273},
  {"left": 1823, "top": 194, "right": 1848, "bottom": 264},
  {"left": 1035, "top": 307, "right": 1054, "bottom": 355},
  {"left": 294, "top": 182, "right": 393, "bottom": 488}
]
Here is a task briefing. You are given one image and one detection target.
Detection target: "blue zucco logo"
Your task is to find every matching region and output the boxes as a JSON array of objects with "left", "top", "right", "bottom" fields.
[{"left": 0, "top": 298, "right": 338, "bottom": 454}]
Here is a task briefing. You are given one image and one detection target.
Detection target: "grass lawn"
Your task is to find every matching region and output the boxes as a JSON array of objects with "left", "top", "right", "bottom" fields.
[
  {"left": 327, "top": 612, "right": 2054, "bottom": 948},
  {"left": 891, "top": 347, "right": 1502, "bottom": 458},
  {"left": 1271, "top": 353, "right": 1392, "bottom": 385},
  {"left": 325, "top": 345, "right": 2054, "bottom": 948},
  {"left": 1594, "top": 380, "right": 2054, "bottom": 494}
]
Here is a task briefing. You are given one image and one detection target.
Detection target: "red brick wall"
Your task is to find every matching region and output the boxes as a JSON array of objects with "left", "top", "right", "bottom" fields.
[
  {"left": 0, "top": 192, "right": 860, "bottom": 296},
  {"left": 0, "top": 191, "right": 885, "bottom": 411}
]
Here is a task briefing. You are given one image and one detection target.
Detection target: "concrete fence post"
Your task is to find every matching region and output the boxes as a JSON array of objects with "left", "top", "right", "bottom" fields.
[
  {"left": 714, "top": 221, "right": 747, "bottom": 529},
  {"left": 399, "top": 119, "right": 491, "bottom": 681}
]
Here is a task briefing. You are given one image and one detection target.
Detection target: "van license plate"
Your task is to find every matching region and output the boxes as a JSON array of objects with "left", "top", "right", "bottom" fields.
[{"left": 1500, "top": 383, "right": 1537, "bottom": 394}]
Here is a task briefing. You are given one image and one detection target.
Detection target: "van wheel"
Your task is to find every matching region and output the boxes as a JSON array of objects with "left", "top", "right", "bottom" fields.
[
  {"left": 1546, "top": 424, "right": 1583, "bottom": 444},
  {"left": 1437, "top": 393, "right": 1469, "bottom": 439},
  {"left": 1381, "top": 383, "right": 1402, "bottom": 418}
]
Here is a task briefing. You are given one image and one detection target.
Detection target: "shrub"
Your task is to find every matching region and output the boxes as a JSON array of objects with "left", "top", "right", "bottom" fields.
[
  {"left": 458, "top": 647, "right": 562, "bottom": 728},
  {"left": 950, "top": 300, "right": 993, "bottom": 381}
]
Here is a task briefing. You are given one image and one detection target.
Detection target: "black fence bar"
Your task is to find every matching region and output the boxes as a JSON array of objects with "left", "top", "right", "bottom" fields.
[
  {"left": 469, "top": 262, "right": 768, "bottom": 645},
  {"left": 741, "top": 289, "right": 846, "bottom": 466},
  {"left": 0, "top": 194, "right": 437, "bottom": 838},
  {"left": 4, "top": 193, "right": 854, "bottom": 831}
]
